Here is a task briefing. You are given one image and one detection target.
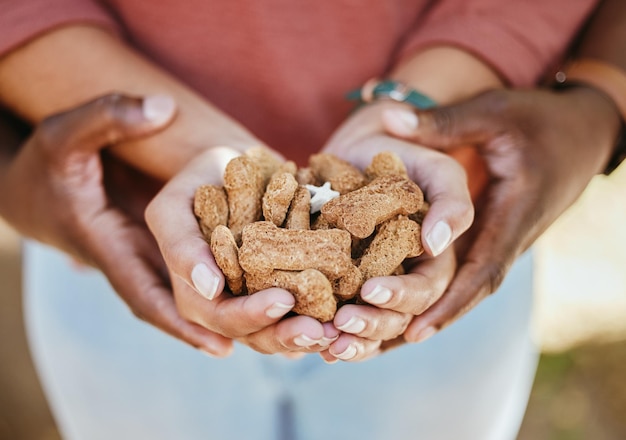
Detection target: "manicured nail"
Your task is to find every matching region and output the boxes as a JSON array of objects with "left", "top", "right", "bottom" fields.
[
  {"left": 333, "top": 343, "right": 357, "bottom": 361},
  {"left": 361, "top": 285, "right": 392, "bottom": 305},
  {"left": 143, "top": 95, "right": 176, "bottom": 125},
  {"left": 336, "top": 316, "right": 366, "bottom": 334},
  {"left": 191, "top": 263, "right": 220, "bottom": 300},
  {"left": 412, "top": 326, "right": 437, "bottom": 343},
  {"left": 282, "top": 352, "right": 305, "bottom": 360},
  {"left": 425, "top": 221, "right": 452, "bottom": 256},
  {"left": 318, "top": 335, "right": 339, "bottom": 347},
  {"left": 200, "top": 348, "right": 218, "bottom": 358},
  {"left": 200, "top": 344, "right": 231, "bottom": 358},
  {"left": 384, "top": 109, "right": 418, "bottom": 135},
  {"left": 294, "top": 334, "right": 319, "bottom": 347},
  {"left": 266, "top": 302, "right": 294, "bottom": 319}
]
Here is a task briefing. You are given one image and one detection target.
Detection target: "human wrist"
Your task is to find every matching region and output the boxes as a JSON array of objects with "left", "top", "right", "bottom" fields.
[
  {"left": 555, "top": 59, "right": 626, "bottom": 175},
  {"left": 388, "top": 46, "right": 504, "bottom": 105}
]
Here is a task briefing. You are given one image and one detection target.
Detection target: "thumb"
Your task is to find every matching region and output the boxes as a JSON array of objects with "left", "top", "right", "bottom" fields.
[
  {"left": 381, "top": 94, "right": 501, "bottom": 151},
  {"left": 37, "top": 93, "right": 176, "bottom": 158}
]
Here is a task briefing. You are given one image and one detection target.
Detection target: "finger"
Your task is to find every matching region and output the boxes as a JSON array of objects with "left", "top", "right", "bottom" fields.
[
  {"left": 37, "top": 94, "right": 176, "bottom": 161},
  {"left": 334, "top": 136, "right": 474, "bottom": 256},
  {"left": 403, "top": 259, "right": 497, "bottom": 344},
  {"left": 381, "top": 91, "right": 508, "bottom": 150},
  {"left": 404, "top": 192, "right": 524, "bottom": 343},
  {"left": 239, "top": 315, "right": 328, "bottom": 355},
  {"left": 326, "top": 334, "right": 382, "bottom": 362},
  {"left": 145, "top": 146, "right": 240, "bottom": 301},
  {"left": 174, "top": 280, "right": 297, "bottom": 338},
  {"left": 333, "top": 304, "right": 411, "bottom": 341},
  {"left": 359, "top": 247, "right": 456, "bottom": 314},
  {"left": 86, "top": 210, "right": 233, "bottom": 357}
]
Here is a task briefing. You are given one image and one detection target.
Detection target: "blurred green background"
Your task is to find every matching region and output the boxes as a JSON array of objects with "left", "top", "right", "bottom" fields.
[{"left": 1, "top": 166, "right": 625, "bottom": 440}]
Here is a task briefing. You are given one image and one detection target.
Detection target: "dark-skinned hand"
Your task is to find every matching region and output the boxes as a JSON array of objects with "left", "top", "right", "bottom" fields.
[{"left": 381, "top": 86, "right": 622, "bottom": 342}]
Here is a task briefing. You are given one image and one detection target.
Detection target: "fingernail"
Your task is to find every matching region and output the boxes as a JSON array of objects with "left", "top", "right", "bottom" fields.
[
  {"left": 384, "top": 109, "right": 418, "bottom": 135},
  {"left": 323, "top": 357, "right": 339, "bottom": 365},
  {"left": 318, "top": 335, "right": 339, "bottom": 347},
  {"left": 191, "top": 263, "right": 220, "bottom": 300},
  {"left": 266, "top": 302, "right": 294, "bottom": 319},
  {"left": 294, "top": 334, "right": 319, "bottom": 347},
  {"left": 143, "top": 95, "right": 176, "bottom": 125},
  {"left": 425, "top": 221, "right": 452, "bottom": 256},
  {"left": 411, "top": 326, "right": 437, "bottom": 343},
  {"left": 200, "top": 344, "right": 232, "bottom": 358},
  {"left": 336, "top": 316, "right": 366, "bottom": 334},
  {"left": 333, "top": 343, "right": 357, "bottom": 361},
  {"left": 282, "top": 352, "right": 306, "bottom": 360},
  {"left": 361, "top": 285, "right": 392, "bottom": 305},
  {"left": 200, "top": 348, "right": 218, "bottom": 358}
]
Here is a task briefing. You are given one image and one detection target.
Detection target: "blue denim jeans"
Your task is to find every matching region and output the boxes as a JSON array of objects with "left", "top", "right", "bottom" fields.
[{"left": 23, "top": 242, "right": 538, "bottom": 440}]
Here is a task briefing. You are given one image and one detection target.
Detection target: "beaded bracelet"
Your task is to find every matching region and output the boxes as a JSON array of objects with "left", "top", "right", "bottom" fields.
[{"left": 346, "top": 78, "right": 437, "bottom": 110}]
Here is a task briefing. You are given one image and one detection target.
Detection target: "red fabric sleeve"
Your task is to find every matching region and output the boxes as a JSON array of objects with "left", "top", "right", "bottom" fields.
[
  {"left": 398, "top": 0, "right": 599, "bottom": 87},
  {"left": 0, "top": 0, "right": 121, "bottom": 57}
]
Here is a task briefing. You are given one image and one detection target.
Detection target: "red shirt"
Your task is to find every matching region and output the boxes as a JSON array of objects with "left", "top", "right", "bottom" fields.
[{"left": 1, "top": 0, "right": 597, "bottom": 159}]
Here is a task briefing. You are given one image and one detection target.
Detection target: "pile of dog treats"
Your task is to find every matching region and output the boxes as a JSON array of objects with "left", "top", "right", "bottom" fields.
[{"left": 194, "top": 148, "right": 427, "bottom": 322}]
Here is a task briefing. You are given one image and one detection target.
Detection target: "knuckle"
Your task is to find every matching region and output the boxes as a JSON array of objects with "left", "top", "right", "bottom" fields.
[
  {"left": 484, "top": 260, "right": 510, "bottom": 295},
  {"left": 94, "top": 93, "right": 130, "bottom": 144},
  {"left": 430, "top": 107, "right": 456, "bottom": 138},
  {"left": 36, "top": 115, "right": 66, "bottom": 158},
  {"left": 479, "top": 89, "right": 514, "bottom": 116},
  {"left": 130, "top": 306, "right": 148, "bottom": 323}
]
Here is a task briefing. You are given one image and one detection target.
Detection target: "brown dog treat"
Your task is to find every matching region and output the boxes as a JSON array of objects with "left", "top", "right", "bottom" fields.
[
  {"left": 350, "top": 234, "right": 375, "bottom": 260},
  {"left": 358, "top": 216, "right": 423, "bottom": 280},
  {"left": 296, "top": 167, "right": 319, "bottom": 186},
  {"left": 284, "top": 186, "right": 311, "bottom": 230},
  {"left": 245, "top": 146, "right": 283, "bottom": 185},
  {"left": 224, "top": 156, "right": 265, "bottom": 243},
  {"left": 311, "top": 214, "right": 332, "bottom": 230},
  {"left": 364, "top": 151, "right": 408, "bottom": 181},
  {"left": 239, "top": 221, "right": 353, "bottom": 279},
  {"left": 193, "top": 185, "right": 229, "bottom": 239},
  {"left": 333, "top": 264, "right": 363, "bottom": 301},
  {"left": 392, "top": 264, "right": 406, "bottom": 276},
  {"left": 321, "top": 175, "right": 424, "bottom": 238},
  {"left": 276, "top": 160, "right": 298, "bottom": 176},
  {"left": 246, "top": 269, "right": 337, "bottom": 322},
  {"left": 262, "top": 172, "right": 299, "bottom": 226},
  {"left": 210, "top": 225, "right": 245, "bottom": 295},
  {"left": 309, "top": 153, "right": 367, "bottom": 194},
  {"left": 409, "top": 201, "right": 430, "bottom": 225}
]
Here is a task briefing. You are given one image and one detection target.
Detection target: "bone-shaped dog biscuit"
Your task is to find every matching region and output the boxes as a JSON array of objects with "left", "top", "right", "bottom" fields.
[
  {"left": 284, "top": 186, "right": 311, "bottom": 230},
  {"left": 224, "top": 156, "right": 265, "bottom": 243},
  {"left": 321, "top": 175, "right": 424, "bottom": 238},
  {"left": 358, "top": 216, "right": 423, "bottom": 280},
  {"left": 246, "top": 269, "right": 337, "bottom": 322},
  {"left": 309, "top": 153, "right": 367, "bottom": 194},
  {"left": 364, "top": 151, "right": 408, "bottom": 181},
  {"left": 262, "top": 172, "right": 298, "bottom": 226},
  {"left": 333, "top": 264, "right": 363, "bottom": 301},
  {"left": 210, "top": 225, "right": 245, "bottom": 295},
  {"left": 194, "top": 184, "right": 229, "bottom": 239},
  {"left": 239, "top": 221, "right": 352, "bottom": 279}
]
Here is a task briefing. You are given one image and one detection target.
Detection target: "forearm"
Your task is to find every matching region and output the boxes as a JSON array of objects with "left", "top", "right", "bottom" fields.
[
  {"left": 577, "top": 0, "right": 626, "bottom": 69},
  {"left": 563, "top": 0, "right": 626, "bottom": 172},
  {"left": 389, "top": 46, "right": 504, "bottom": 105},
  {"left": 0, "top": 26, "right": 261, "bottom": 180}
]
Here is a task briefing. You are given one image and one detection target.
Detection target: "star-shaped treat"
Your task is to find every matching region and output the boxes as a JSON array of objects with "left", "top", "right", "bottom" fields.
[{"left": 305, "top": 182, "right": 340, "bottom": 213}]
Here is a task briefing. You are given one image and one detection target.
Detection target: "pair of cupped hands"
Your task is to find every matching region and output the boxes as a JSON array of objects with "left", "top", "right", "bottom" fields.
[{"left": 1, "top": 85, "right": 617, "bottom": 362}]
